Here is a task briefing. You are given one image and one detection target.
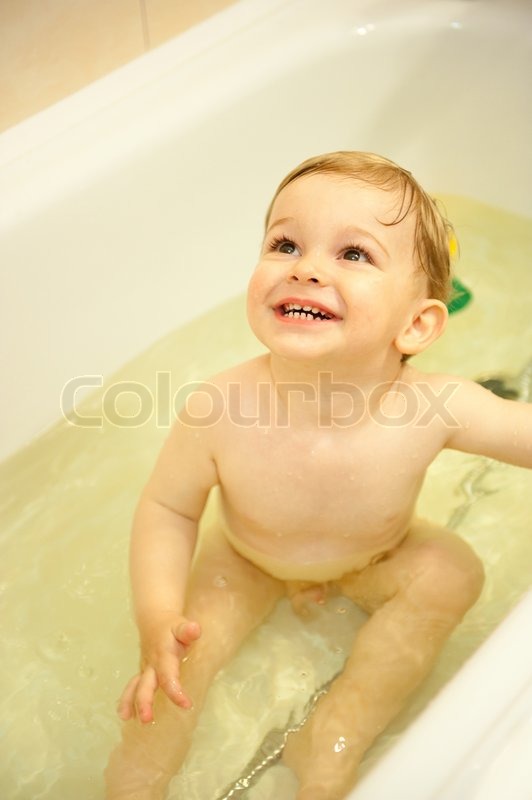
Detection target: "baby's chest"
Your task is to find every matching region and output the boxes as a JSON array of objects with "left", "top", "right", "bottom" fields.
[{"left": 218, "top": 425, "right": 429, "bottom": 519}]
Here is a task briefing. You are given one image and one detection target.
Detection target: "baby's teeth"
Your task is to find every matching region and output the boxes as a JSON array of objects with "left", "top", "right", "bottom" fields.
[{"left": 282, "top": 304, "right": 333, "bottom": 320}]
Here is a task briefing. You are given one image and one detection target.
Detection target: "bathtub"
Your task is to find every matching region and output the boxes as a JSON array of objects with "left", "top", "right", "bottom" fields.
[{"left": 1, "top": 0, "right": 531, "bottom": 797}]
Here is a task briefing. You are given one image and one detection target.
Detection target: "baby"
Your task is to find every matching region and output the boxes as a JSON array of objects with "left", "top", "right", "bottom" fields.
[{"left": 105, "top": 151, "right": 532, "bottom": 800}]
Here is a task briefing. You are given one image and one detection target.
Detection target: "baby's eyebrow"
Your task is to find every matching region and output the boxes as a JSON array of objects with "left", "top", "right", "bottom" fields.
[
  {"left": 265, "top": 216, "right": 296, "bottom": 234},
  {"left": 342, "top": 225, "right": 389, "bottom": 258}
]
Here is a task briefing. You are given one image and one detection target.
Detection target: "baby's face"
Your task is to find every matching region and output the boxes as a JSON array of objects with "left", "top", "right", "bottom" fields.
[{"left": 247, "top": 172, "right": 428, "bottom": 366}]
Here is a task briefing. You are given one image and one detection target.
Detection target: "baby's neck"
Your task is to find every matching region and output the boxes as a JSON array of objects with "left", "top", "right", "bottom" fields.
[{"left": 266, "top": 354, "right": 406, "bottom": 429}]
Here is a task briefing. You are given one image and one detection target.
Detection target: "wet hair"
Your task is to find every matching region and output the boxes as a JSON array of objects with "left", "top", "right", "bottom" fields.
[{"left": 265, "top": 151, "right": 454, "bottom": 303}]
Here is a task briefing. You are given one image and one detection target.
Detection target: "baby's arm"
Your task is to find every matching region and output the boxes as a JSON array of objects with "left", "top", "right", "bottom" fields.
[
  {"left": 118, "top": 392, "right": 218, "bottom": 724},
  {"left": 444, "top": 377, "right": 532, "bottom": 467}
]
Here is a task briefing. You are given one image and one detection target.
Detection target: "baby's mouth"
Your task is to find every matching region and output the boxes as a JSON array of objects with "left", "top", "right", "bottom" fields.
[{"left": 277, "top": 302, "right": 338, "bottom": 321}]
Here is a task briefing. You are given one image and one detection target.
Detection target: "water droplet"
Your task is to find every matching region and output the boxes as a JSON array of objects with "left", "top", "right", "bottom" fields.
[
  {"left": 336, "top": 606, "right": 347, "bottom": 615},
  {"left": 334, "top": 736, "right": 347, "bottom": 753},
  {"left": 213, "top": 575, "right": 228, "bottom": 588}
]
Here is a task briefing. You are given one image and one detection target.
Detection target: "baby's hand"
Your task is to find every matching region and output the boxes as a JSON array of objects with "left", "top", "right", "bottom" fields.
[{"left": 117, "top": 616, "right": 201, "bottom": 724}]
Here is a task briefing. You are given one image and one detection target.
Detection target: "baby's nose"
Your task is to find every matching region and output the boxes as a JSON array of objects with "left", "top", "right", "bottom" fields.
[
  {"left": 288, "top": 256, "right": 324, "bottom": 284},
  {"left": 289, "top": 272, "right": 320, "bottom": 284}
]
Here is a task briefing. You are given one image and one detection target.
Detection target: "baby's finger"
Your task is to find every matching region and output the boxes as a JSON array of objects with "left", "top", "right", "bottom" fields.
[
  {"left": 172, "top": 619, "right": 201, "bottom": 647},
  {"left": 134, "top": 666, "right": 159, "bottom": 724},
  {"left": 117, "top": 673, "right": 141, "bottom": 721},
  {"left": 158, "top": 659, "right": 193, "bottom": 710},
  {"left": 160, "top": 677, "right": 191, "bottom": 709}
]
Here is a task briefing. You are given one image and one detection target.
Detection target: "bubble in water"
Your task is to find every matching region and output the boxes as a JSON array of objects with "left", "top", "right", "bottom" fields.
[
  {"left": 335, "top": 606, "right": 347, "bottom": 615},
  {"left": 78, "top": 664, "right": 95, "bottom": 679},
  {"left": 213, "top": 575, "right": 228, "bottom": 588},
  {"left": 334, "top": 736, "right": 347, "bottom": 753},
  {"left": 38, "top": 628, "right": 81, "bottom": 662},
  {"left": 48, "top": 702, "right": 62, "bottom": 722}
]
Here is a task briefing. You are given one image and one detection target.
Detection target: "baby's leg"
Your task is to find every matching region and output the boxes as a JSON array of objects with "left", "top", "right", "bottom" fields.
[
  {"left": 105, "top": 526, "right": 284, "bottom": 799},
  {"left": 283, "top": 521, "right": 484, "bottom": 800}
]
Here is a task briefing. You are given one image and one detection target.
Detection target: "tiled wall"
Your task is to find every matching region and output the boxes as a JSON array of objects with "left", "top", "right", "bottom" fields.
[{"left": 0, "top": 0, "right": 237, "bottom": 133}]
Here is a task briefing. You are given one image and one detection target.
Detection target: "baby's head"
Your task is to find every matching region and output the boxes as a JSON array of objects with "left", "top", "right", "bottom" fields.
[{"left": 265, "top": 151, "right": 454, "bottom": 304}]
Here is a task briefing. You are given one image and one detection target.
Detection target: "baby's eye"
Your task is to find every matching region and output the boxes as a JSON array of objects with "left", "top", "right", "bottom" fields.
[
  {"left": 270, "top": 237, "right": 300, "bottom": 255},
  {"left": 279, "top": 241, "right": 297, "bottom": 254},
  {"left": 343, "top": 246, "right": 372, "bottom": 264}
]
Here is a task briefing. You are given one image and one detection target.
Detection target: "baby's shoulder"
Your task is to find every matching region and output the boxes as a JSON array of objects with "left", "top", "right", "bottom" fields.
[
  {"left": 177, "top": 356, "right": 269, "bottom": 424},
  {"left": 205, "top": 355, "right": 270, "bottom": 392},
  {"left": 401, "top": 364, "right": 469, "bottom": 393},
  {"left": 401, "top": 364, "right": 491, "bottom": 422},
  {"left": 176, "top": 356, "right": 272, "bottom": 442}
]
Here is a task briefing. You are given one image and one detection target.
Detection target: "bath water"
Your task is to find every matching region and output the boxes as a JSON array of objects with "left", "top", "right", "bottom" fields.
[{"left": 1, "top": 196, "right": 531, "bottom": 799}]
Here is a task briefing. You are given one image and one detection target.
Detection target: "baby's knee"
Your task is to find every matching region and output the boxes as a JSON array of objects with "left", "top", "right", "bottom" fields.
[{"left": 409, "top": 535, "right": 485, "bottom": 619}]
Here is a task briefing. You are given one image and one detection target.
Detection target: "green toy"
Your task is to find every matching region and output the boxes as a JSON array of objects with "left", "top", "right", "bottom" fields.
[
  {"left": 447, "top": 235, "right": 472, "bottom": 314},
  {"left": 447, "top": 276, "right": 473, "bottom": 314}
]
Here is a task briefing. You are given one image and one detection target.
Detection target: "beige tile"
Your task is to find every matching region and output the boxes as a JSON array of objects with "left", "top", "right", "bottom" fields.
[
  {"left": 145, "top": 0, "right": 238, "bottom": 48},
  {"left": 0, "top": 0, "right": 145, "bottom": 132}
]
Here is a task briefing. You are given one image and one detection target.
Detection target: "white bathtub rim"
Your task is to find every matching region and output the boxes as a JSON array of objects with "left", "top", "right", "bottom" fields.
[
  {"left": 1, "top": 0, "right": 530, "bottom": 169},
  {"left": 0, "top": 0, "right": 290, "bottom": 167},
  {"left": 350, "top": 587, "right": 532, "bottom": 800},
  {"left": 2, "top": 0, "right": 532, "bottom": 238},
  {"left": 0, "top": 0, "right": 295, "bottom": 236}
]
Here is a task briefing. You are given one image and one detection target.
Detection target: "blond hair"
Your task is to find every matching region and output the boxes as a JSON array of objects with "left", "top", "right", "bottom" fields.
[{"left": 265, "top": 151, "right": 454, "bottom": 302}]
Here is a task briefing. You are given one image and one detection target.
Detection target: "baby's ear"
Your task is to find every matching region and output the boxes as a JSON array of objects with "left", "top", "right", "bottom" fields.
[{"left": 395, "top": 299, "right": 448, "bottom": 357}]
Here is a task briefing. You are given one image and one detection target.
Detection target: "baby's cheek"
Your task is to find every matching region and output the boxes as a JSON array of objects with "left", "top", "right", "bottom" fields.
[{"left": 246, "top": 272, "right": 262, "bottom": 303}]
